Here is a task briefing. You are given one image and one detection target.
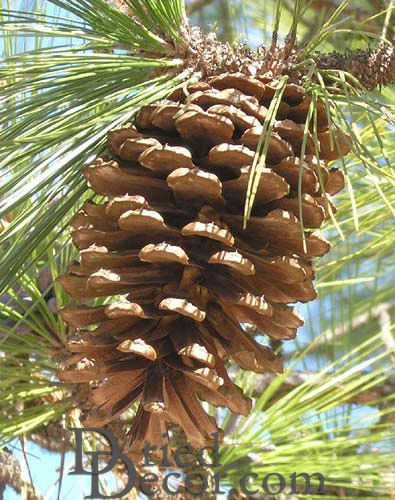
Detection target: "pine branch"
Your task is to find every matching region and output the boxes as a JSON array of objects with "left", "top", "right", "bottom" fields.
[
  {"left": 314, "top": 42, "right": 395, "bottom": 90},
  {"left": 0, "top": 451, "right": 21, "bottom": 498},
  {"left": 29, "top": 424, "right": 74, "bottom": 454},
  {"left": 251, "top": 372, "right": 395, "bottom": 407},
  {"left": 0, "top": 451, "right": 44, "bottom": 500}
]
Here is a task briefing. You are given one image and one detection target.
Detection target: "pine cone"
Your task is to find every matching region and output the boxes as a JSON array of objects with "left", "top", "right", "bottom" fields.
[{"left": 58, "top": 72, "right": 349, "bottom": 455}]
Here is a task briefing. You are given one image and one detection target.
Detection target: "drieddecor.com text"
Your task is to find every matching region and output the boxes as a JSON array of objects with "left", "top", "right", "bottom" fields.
[{"left": 69, "top": 428, "right": 326, "bottom": 498}]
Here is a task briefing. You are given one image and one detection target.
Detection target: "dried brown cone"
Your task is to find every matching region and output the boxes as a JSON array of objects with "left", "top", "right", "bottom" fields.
[{"left": 58, "top": 70, "right": 350, "bottom": 457}]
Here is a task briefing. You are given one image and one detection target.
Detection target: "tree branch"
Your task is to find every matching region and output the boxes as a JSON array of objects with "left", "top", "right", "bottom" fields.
[
  {"left": 250, "top": 372, "right": 395, "bottom": 407},
  {"left": 29, "top": 424, "right": 74, "bottom": 454},
  {"left": 0, "top": 451, "right": 44, "bottom": 500},
  {"left": 315, "top": 42, "right": 395, "bottom": 90},
  {"left": 0, "top": 451, "right": 22, "bottom": 499}
]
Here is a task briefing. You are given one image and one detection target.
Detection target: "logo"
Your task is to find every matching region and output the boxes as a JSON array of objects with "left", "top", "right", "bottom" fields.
[
  {"left": 69, "top": 428, "right": 326, "bottom": 498},
  {"left": 69, "top": 427, "right": 137, "bottom": 499}
]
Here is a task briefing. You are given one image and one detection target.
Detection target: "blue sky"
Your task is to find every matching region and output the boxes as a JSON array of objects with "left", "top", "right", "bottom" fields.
[{"left": 5, "top": 443, "right": 91, "bottom": 499}]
